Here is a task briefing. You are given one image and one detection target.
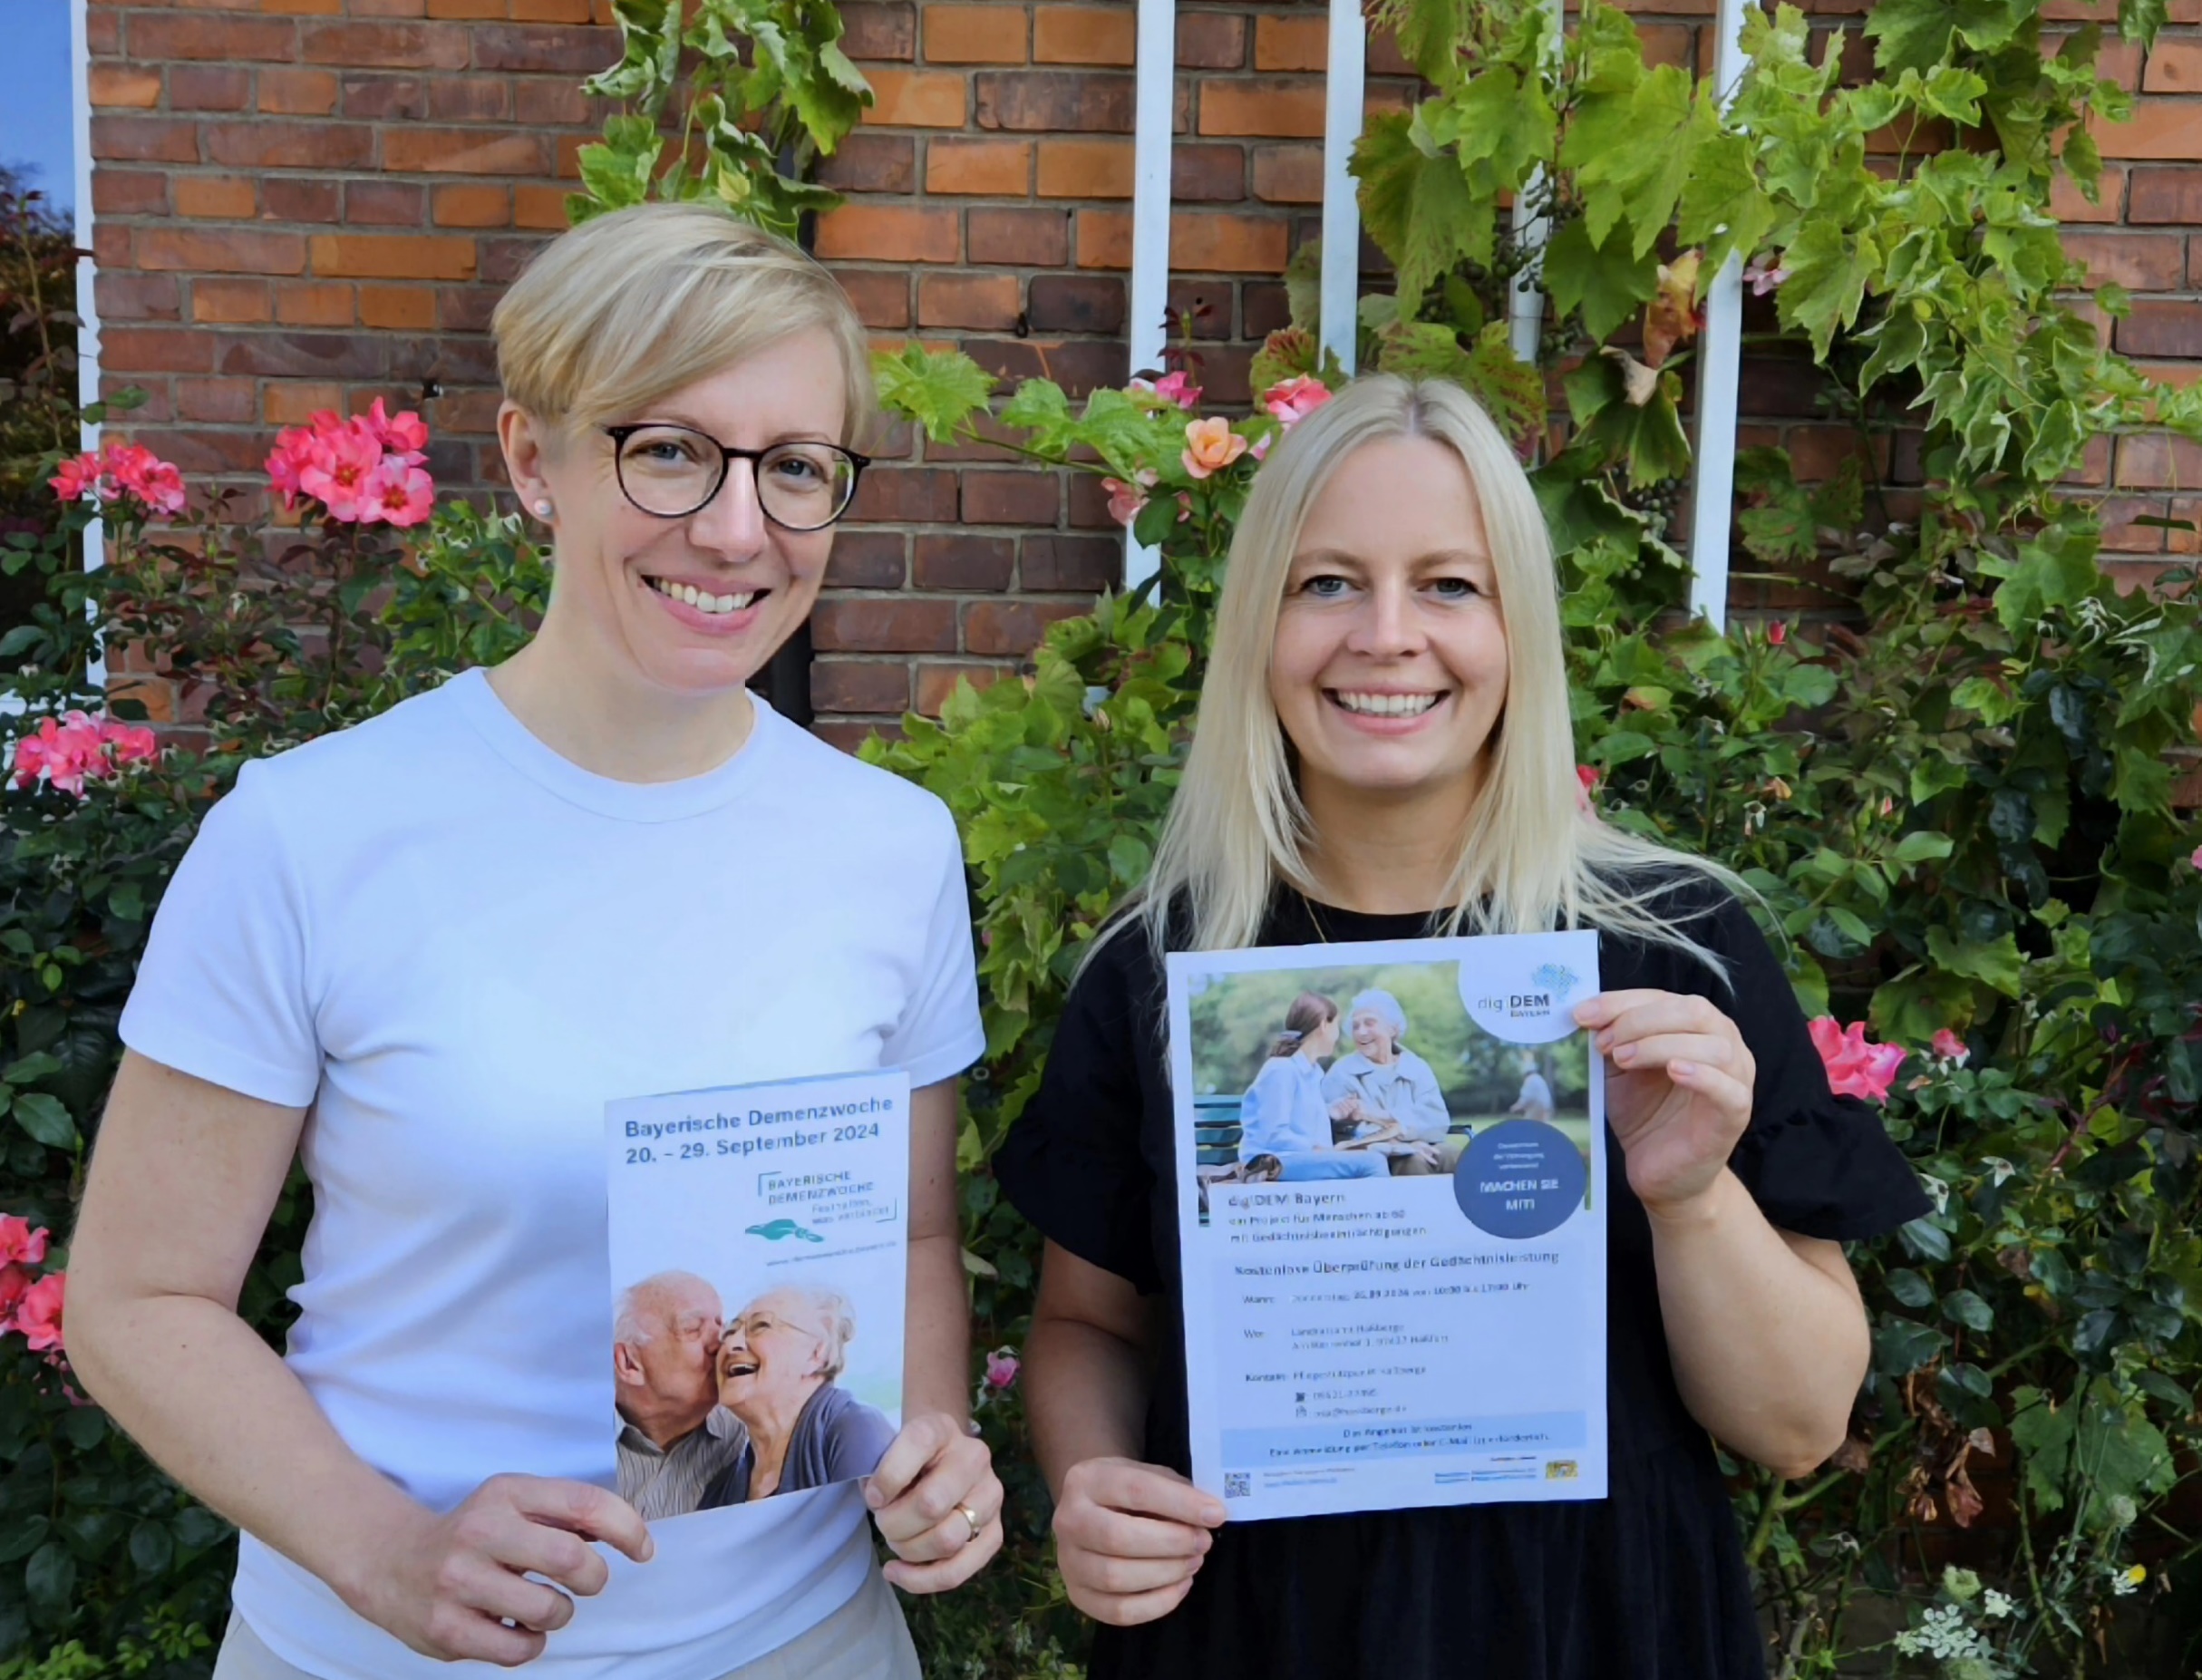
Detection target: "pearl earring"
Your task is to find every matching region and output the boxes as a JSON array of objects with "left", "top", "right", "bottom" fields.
[{"left": 534, "top": 500, "right": 554, "bottom": 519}]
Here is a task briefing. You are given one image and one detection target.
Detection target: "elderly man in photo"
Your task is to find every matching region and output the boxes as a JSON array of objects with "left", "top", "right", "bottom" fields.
[{"left": 614, "top": 1270, "right": 748, "bottom": 1520}]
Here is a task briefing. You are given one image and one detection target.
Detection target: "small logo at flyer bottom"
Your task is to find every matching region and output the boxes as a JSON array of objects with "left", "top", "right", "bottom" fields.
[
  {"left": 1224, "top": 1473, "right": 1251, "bottom": 1499},
  {"left": 1545, "top": 1460, "right": 1579, "bottom": 1481}
]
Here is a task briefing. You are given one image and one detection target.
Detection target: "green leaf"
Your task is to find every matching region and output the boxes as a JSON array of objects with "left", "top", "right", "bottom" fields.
[
  {"left": 1892, "top": 831, "right": 1955, "bottom": 866},
  {"left": 24, "top": 1542, "right": 74, "bottom": 1617},
  {"left": 1541, "top": 216, "right": 1660, "bottom": 345},
  {"left": 1995, "top": 526, "right": 2103, "bottom": 633},
  {"left": 1777, "top": 218, "right": 1880, "bottom": 361},
  {"left": 1674, "top": 131, "right": 1778, "bottom": 280},
  {"left": 1926, "top": 927, "right": 2024, "bottom": 996},
  {"left": 1567, "top": 67, "right": 1712, "bottom": 257},
  {"left": 2009, "top": 1387, "right": 2073, "bottom": 1512},
  {"left": 11, "top": 1093, "right": 75, "bottom": 1149},
  {"left": 872, "top": 345, "right": 994, "bottom": 442},
  {"left": 1886, "top": 1267, "right": 1935, "bottom": 1308},
  {"left": 1872, "top": 1315, "right": 1945, "bottom": 1375},
  {"left": 1941, "top": 1289, "right": 1994, "bottom": 1333},
  {"left": 1353, "top": 112, "right": 1489, "bottom": 305},
  {"left": 127, "top": 1520, "right": 173, "bottom": 1579}
]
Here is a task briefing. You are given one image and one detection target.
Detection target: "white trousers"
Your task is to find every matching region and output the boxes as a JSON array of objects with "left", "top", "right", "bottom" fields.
[{"left": 211, "top": 1560, "right": 923, "bottom": 1680}]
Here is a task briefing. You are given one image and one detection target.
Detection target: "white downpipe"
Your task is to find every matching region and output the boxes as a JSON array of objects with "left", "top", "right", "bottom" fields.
[
  {"left": 1684, "top": 0, "right": 1753, "bottom": 631},
  {"left": 73, "top": 0, "right": 106, "bottom": 695},
  {"left": 1123, "top": 0, "right": 1175, "bottom": 594},
  {"left": 1508, "top": 0, "right": 1565, "bottom": 365},
  {"left": 1318, "top": 0, "right": 1364, "bottom": 374}
]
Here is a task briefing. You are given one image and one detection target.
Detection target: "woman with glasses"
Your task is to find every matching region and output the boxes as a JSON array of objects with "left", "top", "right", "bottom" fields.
[{"left": 66, "top": 203, "right": 1000, "bottom": 1680}]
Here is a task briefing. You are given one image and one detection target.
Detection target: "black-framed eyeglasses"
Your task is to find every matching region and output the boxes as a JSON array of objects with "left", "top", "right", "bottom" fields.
[{"left": 603, "top": 423, "right": 869, "bottom": 531}]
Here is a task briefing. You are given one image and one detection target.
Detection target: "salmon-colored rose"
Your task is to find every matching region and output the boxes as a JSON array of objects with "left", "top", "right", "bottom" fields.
[{"left": 1181, "top": 417, "right": 1249, "bottom": 481}]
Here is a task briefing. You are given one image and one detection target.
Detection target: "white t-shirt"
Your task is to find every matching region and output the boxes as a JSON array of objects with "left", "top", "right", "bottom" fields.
[{"left": 119, "top": 669, "right": 985, "bottom": 1680}]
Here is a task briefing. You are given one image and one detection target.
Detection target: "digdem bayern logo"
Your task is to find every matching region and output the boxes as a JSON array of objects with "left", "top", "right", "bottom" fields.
[{"left": 1462, "top": 952, "right": 1586, "bottom": 1044}]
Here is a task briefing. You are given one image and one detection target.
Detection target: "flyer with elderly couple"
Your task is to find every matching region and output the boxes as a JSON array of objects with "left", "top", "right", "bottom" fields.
[
  {"left": 603, "top": 1070, "right": 910, "bottom": 1529},
  {"left": 1168, "top": 931, "right": 1607, "bottom": 1522}
]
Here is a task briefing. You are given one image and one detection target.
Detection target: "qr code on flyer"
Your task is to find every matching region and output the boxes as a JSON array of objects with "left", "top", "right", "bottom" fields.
[{"left": 1224, "top": 1473, "right": 1250, "bottom": 1499}]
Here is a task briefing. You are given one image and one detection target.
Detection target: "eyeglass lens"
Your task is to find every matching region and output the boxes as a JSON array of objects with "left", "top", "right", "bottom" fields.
[{"left": 615, "top": 425, "right": 858, "bottom": 529}]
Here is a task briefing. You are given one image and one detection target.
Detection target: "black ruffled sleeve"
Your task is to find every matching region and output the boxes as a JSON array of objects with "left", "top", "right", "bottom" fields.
[
  {"left": 993, "top": 926, "right": 1165, "bottom": 1292},
  {"left": 1649, "top": 885, "right": 1930, "bottom": 1242}
]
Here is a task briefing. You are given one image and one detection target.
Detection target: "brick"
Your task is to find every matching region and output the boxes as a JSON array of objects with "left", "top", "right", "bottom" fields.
[
  {"left": 94, "top": 170, "right": 169, "bottom": 215},
  {"left": 833, "top": 268, "right": 913, "bottom": 329},
  {"left": 2050, "top": 161, "right": 2126, "bottom": 223},
  {"left": 92, "top": 116, "right": 199, "bottom": 164},
  {"left": 170, "top": 65, "right": 253, "bottom": 112},
  {"left": 191, "top": 278, "right": 273, "bottom": 325},
  {"left": 1255, "top": 14, "right": 1324, "bottom": 70},
  {"left": 359, "top": 285, "right": 438, "bottom": 330},
  {"left": 1075, "top": 209, "right": 1131, "bottom": 269},
  {"left": 1167, "top": 278, "right": 1231, "bottom": 339},
  {"left": 1243, "top": 280, "right": 1290, "bottom": 336},
  {"left": 926, "top": 4, "right": 1028, "bottom": 63},
  {"left": 515, "top": 80, "right": 595, "bottom": 125},
  {"left": 509, "top": 0, "right": 598, "bottom": 17},
  {"left": 473, "top": 24, "right": 614, "bottom": 73},
  {"left": 926, "top": 138, "right": 1032, "bottom": 194},
  {"left": 1199, "top": 79, "right": 1324, "bottom": 137},
  {"left": 962, "top": 470, "right": 1059, "bottom": 525},
  {"left": 97, "top": 272, "right": 183, "bottom": 322},
  {"left": 204, "top": 121, "right": 374, "bottom": 170},
  {"left": 811, "top": 661, "right": 913, "bottom": 714},
  {"left": 429, "top": 76, "right": 512, "bottom": 122},
  {"left": 914, "top": 532, "right": 1016, "bottom": 588},
  {"left": 263, "top": 381, "right": 347, "bottom": 426},
  {"left": 89, "top": 66, "right": 162, "bottom": 110},
  {"left": 130, "top": 13, "right": 296, "bottom": 60},
  {"left": 276, "top": 281, "right": 354, "bottom": 326},
  {"left": 173, "top": 176, "right": 258, "bottom": 219},
  {"left": 975, "top": 70, "right": 1133, "bottom": 131},
  {"left": 825, "top": 530, "right": 908, "bottom": 588},
  {"left": 432, "top": 184, "right": 514, "bottom": 227},
  {"left": 843, "top": 2, "right": 917, "bottom": 60},
  {"left": 302, "top": 22, "right": 470, "bottom": 68},
  {"left": 851, "top": 466, "right": 960, "bottom": 521},
  {"left": 101, "top": 326, "right": 217, "bottom": 374},
  {"left": 2115, "top": 304, "right": 2202, "bottom": 360},
  {"left": 2089, "top": 101, "right": 2202, "bottom": 159},
  {"left": 479, "top": 236, "right": 550, "bottom": 285},
  {"left": 265, "top": 178, "right": 342, "bottom": 222},
  {"left": 863, "top": 69, "right": 968, "bottom": 126},
  {"left": 918, "top": 273, "right": 1023, "bottom": 329},
  {"left": 2096, "top": 494, "right": 2168, "bottom": 552},
  {"left": 812, "top": 598, "right": 960, "bottom": 652},
  {"left": 1173, "top": 143, "right": 1244, "bottom": 201},
  {"left": 1022, "top": 532, "right": 1116, "bottom": 592},
  {"left": 2061, "top": 232, "right": 2187, "bottom": 291},
  {"left": 427, "top": 0, "right": 507, "bottom": 15},
  {"left": 514, "top": 186, "right": 570, "bottom": 230},
  {"left": 1037, "top": 138, "right": 1132, "bottom": 199},
  {"left": 814, "top": 205, "right": 961, "bottom": 263},
  {"left": 219, "top": 333, "right": 388, "bottom": 380},
  {"left": 2113, "top": 432, "right": 2202, "bottom": 487},
  {"left": 382, "top": 129, "right": 548, "bottom": 174},
  {"left": 1026, "top": 274, "right": 1123, "bottom": 334},
  {"left": 1171, "top": 212, "right": 1289, "bottom": 274},
  {"left": 965, "top": 599, "right": 1082, "bottom": 655},
  {"left": 349, "top": 180, "right": 427, "bottom": 225},
  {"left": 1252, "top": 142, "right": 1322, "bottom": 203},
  {"left": 94, "top": 225, "right": 131, "bottom": 271},
  {"left": 818, "top": 133, "right": 917, "bottom": 192},
  {"left": 342, "top": 74, "right": 429, "bottom": 121},
  {"left": 968, "top": 206, "right": 1070, "bottom": 266},
  {"left": 2141, "top": 38, "right": 2202, "bottom": 90},
  {"left": 1033, "top": 5, "right": 1133, "bottom": 64},
  {"left": 140, "top": 228, "right": 308, "bottom": 275},
  {"left": 2129, "top": 166, "right": 2202, "bottom": 223},
  {"left": 309, "top": 233, "right": 478, "bottom": 280},
  {"left": 916, "top": 663, "right": 1008, "bottom": 715},
  {"left": 1177, "top": 13, "right": 1244, "bottom": 67}
]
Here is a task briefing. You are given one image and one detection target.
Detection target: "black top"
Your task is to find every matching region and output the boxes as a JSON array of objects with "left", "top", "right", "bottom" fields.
[{"left": 994, "top": 882, "right": 1927, "bottom": 1680}]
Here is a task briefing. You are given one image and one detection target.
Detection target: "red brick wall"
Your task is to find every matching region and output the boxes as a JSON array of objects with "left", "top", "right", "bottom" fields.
[{"left": 87, "top": 0, "right": 2202, "bottom": 742}]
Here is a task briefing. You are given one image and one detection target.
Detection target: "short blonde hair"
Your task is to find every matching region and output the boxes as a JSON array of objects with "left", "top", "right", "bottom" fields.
[
  {"left": 1133, "top": 374, "right": 1738, "bottom": 963},
  {"left": 491, "top": 203, "right": 876, "bottom": 443}
]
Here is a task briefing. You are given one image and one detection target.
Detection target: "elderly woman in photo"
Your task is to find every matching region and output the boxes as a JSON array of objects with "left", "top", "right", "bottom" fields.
[
  {"left": 1236, "top": 994, "right": 1385, "bottom": 1183},
  {"left": 64, "top": 203, "right": 1001, "bottom": 1680},
  {"left": 1320, "top": 988, "right": 1458, "bottom": 1174},
  {"left": 699, "top": 1287, "right": 897, "bottom": 1509}
]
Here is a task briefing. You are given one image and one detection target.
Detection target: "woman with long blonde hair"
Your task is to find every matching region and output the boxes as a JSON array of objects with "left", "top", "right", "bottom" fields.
[{"left": 996, "top": 376, "right": 1925, "bottom": 1679}]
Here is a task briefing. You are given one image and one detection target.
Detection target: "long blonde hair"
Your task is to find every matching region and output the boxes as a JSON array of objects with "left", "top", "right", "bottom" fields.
[{"left": 1131, "top": 374, "right": 1739, "bottom": 963}]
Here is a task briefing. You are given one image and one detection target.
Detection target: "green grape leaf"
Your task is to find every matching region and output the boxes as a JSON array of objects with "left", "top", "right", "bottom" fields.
[
  {"left": 1567, "top": 67, "right": 1711, "bottom": 257},
  {"left": 1925, "top": 927, "right": 2025, "bottom": 996},
  {"left": 872, "top": 345, "right": 995, "bottom": 442},
  {"left": 1353, "top": 112, "right": 1489, "bottom": 305},
  {"left": 1675, "top": 131, "right": 1778, "bottom": 281},
  {"left": 1541, "top": 216, "right": 1660, "bottom": 345},
  {"left": 1776, "top": 218, "right": 1880, "bottom": 360}
]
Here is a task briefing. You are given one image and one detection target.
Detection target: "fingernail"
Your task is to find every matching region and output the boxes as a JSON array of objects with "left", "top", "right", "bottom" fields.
[
  {"left": 1672, "top": 1060, "right": 1694, "bottom": 1077},
  {"left": 863, "top": 1481, "right": 885, "bottom": 1510}
]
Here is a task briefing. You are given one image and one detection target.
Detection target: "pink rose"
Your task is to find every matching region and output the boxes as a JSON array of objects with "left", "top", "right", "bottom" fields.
[
  {"left": 1808, "top": 1018, "right": 1906, "bottom": 1102},
  {"left": 1130, "top": 372, "right": 1202, "bottom": 411},
  {"left": 2189, "top": 846, "right": 2202, "bottom": 870},
  {"left": 1930, "top": 1029, "right": 1969, "bottom": 1065},
  {"left": 0, "top": 1217, "right": 50, "bottom": 1268},
  {"left": 297, "top": 419, "right": 384, "bottom": 522},
  {"left": 1573, "top": 764, "right": 1602, "bottom": 821},
  {"left": 11, "top": 713, "right": 160, "bottom": 796},
  {"left": 0, "top": 1263, "right": 30, "bottom": 1332},
  {"left": 49, "top": 452, "right": 99, "bottom": 504},
  {"left": 365, "top": 456, "right": 436, "bottom": 529},
  {"left": 1768, "top": 621, "right": 1788, "bottom": 646},
  {"left": 1744, "top": 253, "right": 1791, "bottom": 296},
  {"left": 364, "top": 397, "right": 430, "bottom": 460},
  {"left": 1261, "top": 374, "right": 1332, "bottom": 429},
  {"left": 15, "top": 1273, "right": 63, "bottom": 1354},
  {"left": 984, "top": 1347, "right": 1020, "bottom": 1391},
  {"left": 49, "top": 442, "right": 187, "bottom": 518},
  {"left": 1102, "top": 476, "right": 1148, "bottom": 529},
  {"left": 1181, "top": 416, "right": 1249, "bottom": 481}
]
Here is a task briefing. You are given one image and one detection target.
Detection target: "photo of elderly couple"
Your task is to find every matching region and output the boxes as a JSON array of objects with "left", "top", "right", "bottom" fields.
[
  {"left": 612, "top": 1272, "right": 897, "bottom": 1524},
  {"left": 1188, "top": 960, "right": 1591, "bottom": 1190}
]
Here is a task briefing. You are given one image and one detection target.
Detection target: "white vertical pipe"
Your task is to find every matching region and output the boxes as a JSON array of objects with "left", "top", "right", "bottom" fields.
[
  {"left": 1124, "top": 0, "right": 1175, "bottom": 594},
  {"left": 72, "top": 0, "right": 108, "bottom": 694},
  {"left": 1684, "top": 0, "right": 1752, "bottom": 631},
  {"left": 1318, "top": 0, "right": 1364, "bottom": 374},
  {"left": 1508, "top": 0, "right": 1565, "bottom": 365}
]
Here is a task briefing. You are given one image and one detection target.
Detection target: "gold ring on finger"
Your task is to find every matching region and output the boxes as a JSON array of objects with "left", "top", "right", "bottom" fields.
[{"left": 956, "top": 1501, "right": 981, "bottom": 1545}]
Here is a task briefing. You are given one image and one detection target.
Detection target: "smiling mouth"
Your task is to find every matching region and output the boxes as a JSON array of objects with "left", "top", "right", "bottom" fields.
[
  {"left": 723, "top": 1358, "right": 760, "bottom": 1379},
  {"left": 645, "top": 575, "right": 763, "bottom": 617},
  {"left": 1329, "top": 690, "right": 1444, "bottom": 718}
]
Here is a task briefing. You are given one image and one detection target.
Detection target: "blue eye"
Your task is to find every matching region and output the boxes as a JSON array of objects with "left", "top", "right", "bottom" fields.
[
  {"left": 1301, "top": 574, "right": 1352, "bottom": 597},
  {"left": 1431, "top": 577, "right": 1481, "bottom": 599}
]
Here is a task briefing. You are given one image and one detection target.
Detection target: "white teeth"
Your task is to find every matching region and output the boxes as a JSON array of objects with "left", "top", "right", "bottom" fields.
[
  {"left": 649, "top": 578, "right": 757, "bottom": 616},
  {"left": 1334, "top": 691, "right": 1441, "bottom": 717}
]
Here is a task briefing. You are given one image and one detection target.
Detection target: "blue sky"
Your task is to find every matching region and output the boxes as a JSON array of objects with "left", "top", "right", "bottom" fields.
[{"left": 1, "top": 1, "right": 79, "bottom": 218}]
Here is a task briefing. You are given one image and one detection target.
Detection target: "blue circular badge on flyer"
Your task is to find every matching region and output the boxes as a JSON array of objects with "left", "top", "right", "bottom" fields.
[{"left": 1455, "top": 1122, "right": 1587, "bottom": 1239}]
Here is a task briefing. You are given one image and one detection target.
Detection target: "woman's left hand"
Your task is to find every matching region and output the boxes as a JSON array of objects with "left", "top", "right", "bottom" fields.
[
  {"left": 864, "top": 1412, "right": 1004, "bottom": 1593},
  {"left": 1572, "top": 989, "right": 1755, "bottom": 1215}
]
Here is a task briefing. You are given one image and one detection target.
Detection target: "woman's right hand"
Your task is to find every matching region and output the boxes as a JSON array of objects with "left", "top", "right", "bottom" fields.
[
  {"left": 342, "top": 1474, "right": 654, "bottom": 1665},
  {"left": 1052, "top": 1456, "right": 1226, "bottom": 1627}
]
